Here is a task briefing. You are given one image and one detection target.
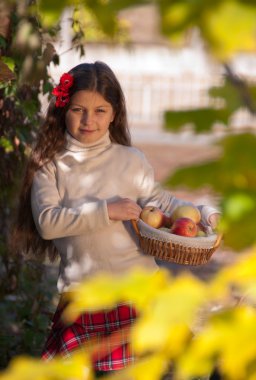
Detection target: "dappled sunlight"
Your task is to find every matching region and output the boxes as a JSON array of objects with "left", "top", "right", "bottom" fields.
[
  {"left": 80, "top": 254, "right": 95, "bottom": 273},
  {"left": 57, "top": 160, "right": 72, "bottom": 173},
  {"left": 79, "top": 173, "right": 97, "bottom": 188},
  {"left": 62, "top": 150, "right": 95, "bottom": 163},
  {"left": 132, "top": 171, "right": 144, "bottom": 187},
  {"left": 66, "top": 243, "right": 74, "bottom": 260},
  {"left": 140, "top": 175, "right": 154, "bottom": 192},
  {"left": 63, "top": 245, "right": 95, "bottom": 278}
]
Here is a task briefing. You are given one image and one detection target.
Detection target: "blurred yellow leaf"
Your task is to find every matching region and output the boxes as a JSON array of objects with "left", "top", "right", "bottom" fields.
[
  {"left": 63, "top": 268, "right": 170, "bottom": 323},
  {"left": 132, "top": 274, "right": 206, "bottom": 354},
  {"left": 178, "top": 306, "right": 256, "bottom": 380},
  {"left": 0, "top": 351, "right": 92, "bottom": 380},
  {"left": 162, "top": 2, "right": 190, "bottom": 32},
  {"left": 205, "top": 0, "right": 256, "bottom": 60},
  {"left": 210, "top": 247, "right": 256, "bottom": 301},
  {"left": 37, "top": 0, "right": 69, "bottom": 27},
  {"left": 127, "top": 353, "right": 168, "bottom": 380}
]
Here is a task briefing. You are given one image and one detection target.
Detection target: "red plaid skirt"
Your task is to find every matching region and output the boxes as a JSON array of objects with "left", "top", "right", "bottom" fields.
[{"left": 41, "top": 295, "right": 137, "bottom": 371}]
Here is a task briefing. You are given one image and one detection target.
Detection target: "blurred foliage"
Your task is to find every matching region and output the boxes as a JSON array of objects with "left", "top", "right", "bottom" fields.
[
  {"left": 63, "top": 258, "right": 256, "bottom": 379},
  {"left": 0, "top": 0, "right": 61, "bottom": 370},
  {"left": 164, "top": 71, "right": 256, "bottom": 133},
  {"left": 2, "top": 259, "right": 256, "bottom": 380},
  {"left": 160, "top": 2, "right": 256, "bottom": 253},
  {"left": 158, "top": 0, "right": 256, "bottom": 60},
  {"left": 1, "top": 0, "right": 256, "bottom": 378},
  {"left": 165, "top": 133, "right": 256, "bottom": 250},
  {"left": 0, "top": 260, "right": 56, "bottom": 368},
  {"left": 0, "top": 350, "right": 92, "bottom": 380}
]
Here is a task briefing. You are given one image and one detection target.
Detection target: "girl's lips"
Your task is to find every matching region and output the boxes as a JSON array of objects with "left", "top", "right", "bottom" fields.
[{"left": 79, "top": 129, "right": 97, "bottom": 133}]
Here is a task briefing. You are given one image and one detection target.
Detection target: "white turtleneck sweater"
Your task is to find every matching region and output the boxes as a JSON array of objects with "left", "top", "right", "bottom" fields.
[{"left": 31, "top": 131, "right": 217, "bottom": 293}]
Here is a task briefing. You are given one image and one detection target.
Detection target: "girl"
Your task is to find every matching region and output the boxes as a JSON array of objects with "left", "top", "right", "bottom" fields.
[{"left": 13, "top": 61, "right": 220, "bottom": 376}]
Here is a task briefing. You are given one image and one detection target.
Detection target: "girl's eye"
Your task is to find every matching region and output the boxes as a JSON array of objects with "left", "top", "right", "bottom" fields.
[
  {"left": 96, "top": 109, "right": 106, "bottom": 113},
  {"left": 71, "top": 107, "right": 83, "bottom": 113}
]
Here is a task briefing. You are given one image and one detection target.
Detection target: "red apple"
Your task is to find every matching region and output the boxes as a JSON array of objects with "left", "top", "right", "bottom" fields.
[
  {"left": 140, "top": 206, "right": 165, "bottom": 229},
  {"left": 171, "top": 217, "right": 197, "bottom": 237},
  {"left": 171, "top": 205, "right": 201, "bottom": 224}
]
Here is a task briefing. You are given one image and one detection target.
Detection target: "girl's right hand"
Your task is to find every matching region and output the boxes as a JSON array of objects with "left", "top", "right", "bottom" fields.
[{"left": 107, "top": 198, "right": 142, "bottom": 221}]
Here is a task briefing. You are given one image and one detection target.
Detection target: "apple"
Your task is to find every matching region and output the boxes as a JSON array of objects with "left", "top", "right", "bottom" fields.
[
  {"left": 197, "top": 223, "right": 207, "bottom": 237},
  {"left": 171, "top": 217, "right": 197, "bottom": 237},
  {"left": 159, "top": 227, "right": 171, "bottom": 233},
  {"left": 140, "top": 206, "right": 165, "bottom": 228},
  {"left": 171, "top": 205, "right": 201, "bottom": 224},
  {"left": 197, "top": 230, "right": 207, "bottom": 237}
]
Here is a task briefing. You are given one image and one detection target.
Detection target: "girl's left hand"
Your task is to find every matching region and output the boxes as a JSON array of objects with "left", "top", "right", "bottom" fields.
[{"left": 208, "top": 213, "right": 220, "bottom": 229}]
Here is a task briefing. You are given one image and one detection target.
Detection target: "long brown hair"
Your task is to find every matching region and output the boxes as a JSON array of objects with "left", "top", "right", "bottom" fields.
[{"left": 11, "top": 61, "right": 131, "bottom": 261}]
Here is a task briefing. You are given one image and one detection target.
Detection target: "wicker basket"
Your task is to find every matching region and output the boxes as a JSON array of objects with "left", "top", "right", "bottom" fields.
[{"left": 132, "top": 219, "right": 222, "bottom": 266}]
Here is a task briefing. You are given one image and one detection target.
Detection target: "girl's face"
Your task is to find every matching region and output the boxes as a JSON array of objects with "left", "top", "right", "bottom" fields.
[{"left": 65, "top": 90, "right": 115, "bottom": 144}]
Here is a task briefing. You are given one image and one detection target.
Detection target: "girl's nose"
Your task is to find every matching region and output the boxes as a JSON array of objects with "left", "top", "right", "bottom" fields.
[{"left": 81, "top": 111, "right": 93, "bottom": 125}]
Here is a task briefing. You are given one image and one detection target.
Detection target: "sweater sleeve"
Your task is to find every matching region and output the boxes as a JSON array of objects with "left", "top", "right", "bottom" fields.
[
  {"left": 137, "top": 154, "right": 220, "bottom": 223},
  {"left": 137, "top": 154, "right": 192, "bottom": 215},
  {"left": 31, "top": 162, "right": 110, "bottom": 240},
  {"left": 197, "top": 205, "right": 221, "bottom": 225}
]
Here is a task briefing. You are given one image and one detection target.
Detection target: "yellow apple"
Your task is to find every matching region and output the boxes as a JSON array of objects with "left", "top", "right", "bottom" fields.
[
  {"left": 140, "top": 206, "right": 165, "bottom": 229},
  {"left": 196, "top": 223, "right": 207, "bottom": 237},
  {"left": 171, "top": 205, "right": 201, "bottom": 224},
  {"left": 196, "top": 230, "right": 207, "bottom": 237},
  {"left": 159, "top": 227, "right": 171, "bottom": 233}
]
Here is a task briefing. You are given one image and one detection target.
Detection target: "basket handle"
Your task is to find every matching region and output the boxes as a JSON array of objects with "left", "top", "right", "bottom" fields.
[
  {"left": 131, "top": 219, "right": 140, "bottom": 236},
  {"left": 213, "top": 233, "right": 223, "bottom": 249}
]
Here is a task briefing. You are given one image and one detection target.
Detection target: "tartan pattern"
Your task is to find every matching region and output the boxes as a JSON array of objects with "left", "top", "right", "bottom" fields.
[{"left": 41, "top": 299, "right": 137, "bottom": 371}]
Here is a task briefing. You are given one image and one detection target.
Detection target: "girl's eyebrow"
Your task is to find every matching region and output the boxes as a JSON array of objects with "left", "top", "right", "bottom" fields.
[{"left": 70, "top": 102, "right": 111, "bottom": 108}]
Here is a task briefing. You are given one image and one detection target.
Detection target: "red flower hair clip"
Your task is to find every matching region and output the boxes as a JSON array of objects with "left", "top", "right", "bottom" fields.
[{"left": 52, "top": 72, "right": 74, "bottom": 107}]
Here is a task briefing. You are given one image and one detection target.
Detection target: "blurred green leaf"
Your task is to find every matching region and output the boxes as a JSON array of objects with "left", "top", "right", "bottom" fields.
[
  {"left": 209, "top": 79, "right": 242, "bottom": 114},
  {"left": 220, "top": 191, "right": 256, "bottom": 250},
  {"left": 42, "top": 80, "right": 53, "bottom": 95},
  {"left": 165, "top": 159, "right": 220, "bottom": 190},
  {"left": 0, "top": 36, "right": 7, "bottom": 49},
  {"left": 1, "top": 57, "right": 15, "bottom": 72},
  {"left": 0, "top": 137, "right": 14, "bottom": 153},
  {"left": 164, "top": 108, "right": 229, "bottom": 133},
  {"left": 165, "top": 133, "right": 256, "bottom": 193},
  {"left": 37, "top": 0, "right": 69, "bottom": 27},
  {"left": 21, "top": 99, "right": 39, "bottom": 119},
  {"left": 0, "top": 60, "right": 16, "bottom": 82},
  {"left": 164, "top": 75, "right": 253, "bottom": 133},
  {"left": 82, "top": 0, "right": 119, "bottom": 37},
  {"left": 223, "top": 193, "right": 255, "bottom": 221}
]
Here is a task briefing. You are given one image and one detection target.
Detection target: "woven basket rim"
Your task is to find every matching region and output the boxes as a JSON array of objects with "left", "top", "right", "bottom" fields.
[{"left": 137, "top": 219, "right": 219, "bottom": 249}]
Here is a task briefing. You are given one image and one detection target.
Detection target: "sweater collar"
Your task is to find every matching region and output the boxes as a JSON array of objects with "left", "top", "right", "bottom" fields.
[{"left": 65, "top": 130, "right": 112, "bottom": 153}]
